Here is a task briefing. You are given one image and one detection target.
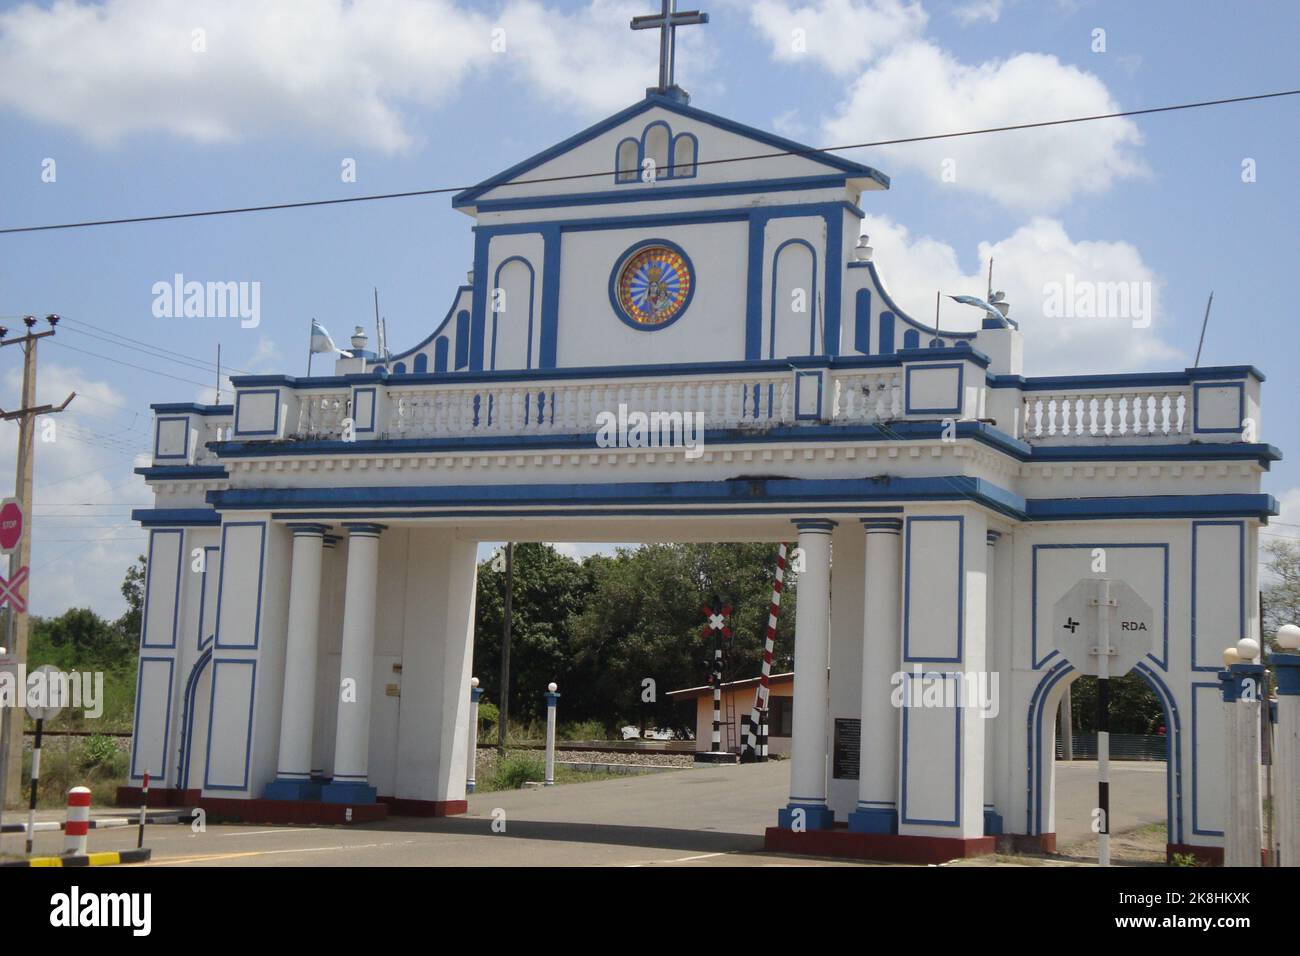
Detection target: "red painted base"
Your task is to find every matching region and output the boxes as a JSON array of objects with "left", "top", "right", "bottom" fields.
[
  {"left": 115, "top": 788, "right": 388, "bottom": 826},
  {"left": 378, "top": 797, "right": 468, "bottom": 817},
  {"left": 764, "top": 826, "right": 996, "bottom": 864},
  {"left": 116, "top": 786, "right": 201, "bottom": 808}
]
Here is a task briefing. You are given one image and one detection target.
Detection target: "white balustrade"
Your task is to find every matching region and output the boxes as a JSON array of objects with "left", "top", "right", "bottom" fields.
[
  {"left": 1021, "top": 388, "right": 1188, "bottom": 442},
  {"left": 255, "top": 371, "right": 1220, "bottom": 448},
  {"left": 296, "top": 391, "right": 350, "bottom": 439}
]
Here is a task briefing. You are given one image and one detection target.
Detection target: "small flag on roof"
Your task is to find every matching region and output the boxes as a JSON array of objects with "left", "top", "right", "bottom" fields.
[{"left": 310, "top": 319, "right": 351, "bottom": 356}]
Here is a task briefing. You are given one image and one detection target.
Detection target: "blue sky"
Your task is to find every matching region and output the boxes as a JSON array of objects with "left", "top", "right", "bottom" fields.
[{"left": 0, "top": 0, "right": 1296, "bottom": 615}]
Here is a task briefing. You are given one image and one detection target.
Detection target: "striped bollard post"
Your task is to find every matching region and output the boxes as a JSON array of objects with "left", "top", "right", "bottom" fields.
[
  {"left": 543, "top": 683, "right": 559, "bottom": 787},
  {"left": 1272, "top": 625, "right": 1300, "bottom": 866},
  {"left": 64, "top": 786, "right": 91, "bottom": 856},
  {"left": 467, "top": 677, "right": 482, "bottom": 794},
  {"left": 25, "top": 717, "right": 45, "bottom": 855},
  {"left": 138, "top": 771, "right": 150, "bottom": 849},
  {"left": 758, "top": 708, "right": 769, "bottom": 760}
]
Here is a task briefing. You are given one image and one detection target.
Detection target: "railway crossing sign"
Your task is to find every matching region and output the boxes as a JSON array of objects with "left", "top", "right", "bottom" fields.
[
  {"left": 0, "top": 565, "right": 29, "bottom": 614},
  {"left": 1052, "top": 578, "right": 1153, "bottom": 678}
]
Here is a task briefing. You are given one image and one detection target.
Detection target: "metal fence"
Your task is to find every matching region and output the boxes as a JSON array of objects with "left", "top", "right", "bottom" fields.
[{"left": 1056, "top": 733, "right": 1167, "bottom": 761}]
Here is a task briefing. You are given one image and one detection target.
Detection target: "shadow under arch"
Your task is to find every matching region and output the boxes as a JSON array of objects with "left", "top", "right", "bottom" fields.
[{"left": 1025, "top": 656, "right": 1183, "bottom": 846}]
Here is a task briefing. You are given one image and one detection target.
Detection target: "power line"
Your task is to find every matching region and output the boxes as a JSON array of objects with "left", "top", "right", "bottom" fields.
[
  {"left": 47, "top": 339, "right": 212, "bottom": 388},
  {"left": 60, "top": 316, "right": 252, "bottom": 376},
  {"left": 1, "top": 88, "right": 1296, "bottom": 236},
  {"left": 61, "top": 324, "right": 237, "bottom": 378}
]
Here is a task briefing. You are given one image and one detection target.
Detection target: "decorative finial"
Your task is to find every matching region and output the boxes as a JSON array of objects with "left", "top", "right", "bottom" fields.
[{"left": 631, "top": 0, "right": 708, "bottom": 103}]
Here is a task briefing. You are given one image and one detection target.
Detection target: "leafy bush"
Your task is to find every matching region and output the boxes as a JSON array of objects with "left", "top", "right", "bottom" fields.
[
  {"left": 559, "top": 719, "right": 610, "bottom": 741},
  {"left": 490, "top": 753, "right": 544, "bottom": 790},
  {"left": 477, "top": 700, "right": 499, "bottom": 728},
  {"left": 79, "top": 733, "right": 125, "bottom": 775}
]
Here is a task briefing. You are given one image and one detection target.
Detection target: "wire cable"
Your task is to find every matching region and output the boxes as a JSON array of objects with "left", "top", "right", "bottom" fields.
[{"left": 1, "top": 88, "right": 1296, "bottom": 235}]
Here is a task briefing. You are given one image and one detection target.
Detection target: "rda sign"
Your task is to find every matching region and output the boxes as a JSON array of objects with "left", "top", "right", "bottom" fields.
[
  {"left": 0, "top": 499, "right": 22, "bottom": 554},
  {"left": 1052, "top": 578, "right": 1154, "bottom": 678}
]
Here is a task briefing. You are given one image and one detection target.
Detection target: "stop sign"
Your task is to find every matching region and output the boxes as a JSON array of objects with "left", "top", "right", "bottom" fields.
[{"left": 0, "top": 499, "right": 22, "bottom": 554}]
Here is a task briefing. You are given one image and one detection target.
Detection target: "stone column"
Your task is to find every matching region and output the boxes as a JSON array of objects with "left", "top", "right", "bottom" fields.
[
  {"left": 849, "top": 518, "right": 902, "bottom": 834},
  {"left": 779, "top": 518, "right": 836, "bottom": 830},
  {"left": 1271, "top": 642, "right": 1300, "bottom": 866},
  {"left": 322, "top": 522, "right": 385, "bottom": 804},
  {"left": 1220, "top": 658, "right": 1264, "bottom": 867},
  {"left": 265, "top": 523, "right": 329, "bottom": 801}
]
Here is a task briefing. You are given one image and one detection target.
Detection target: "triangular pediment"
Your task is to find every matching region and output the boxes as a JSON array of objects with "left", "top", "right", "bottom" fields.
[{"left": 452, "top": 94, "right": 888, "bottom": 213}]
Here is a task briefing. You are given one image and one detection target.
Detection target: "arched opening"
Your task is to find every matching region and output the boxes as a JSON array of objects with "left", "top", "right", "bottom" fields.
[
  {"left": 490, "top": 256, "right": 537, "bottom": 371},
  {"left": 1028, "top": 661, "right": 1180, "bottom": 862},
  {"left": 670, "top": 133, "right": 698, "bottom": 178},
  {"left": 768, "top": 239, "right": 818, "bottom": 359},
  {"left": 642, "top": 122, "right": 671, "bottom": 179},
  {"left": 615, "top": 137, "right": 639, "bottom": 183}
]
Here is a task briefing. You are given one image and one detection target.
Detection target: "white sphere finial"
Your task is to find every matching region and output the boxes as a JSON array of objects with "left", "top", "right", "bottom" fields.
[
  {"left": 470, "top": 676, "right": 479, "bottom": 688},
  {"left": 1276, "top": 624, "right": 1300, "bottom": 651},
  {"left": 1236, "top": 637, "right": 1260, "bottom": 662},
  {"left": 1223, "top": 646, "right": 1241, "bottom": 666},
  {"left": 547, "top": 682, "right": 558, "bottom": 693}
]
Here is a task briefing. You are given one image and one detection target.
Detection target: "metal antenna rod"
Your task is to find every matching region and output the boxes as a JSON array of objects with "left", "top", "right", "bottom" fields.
[{"left": 1193, "top": 291, "right": 1214, "bottom": 368}]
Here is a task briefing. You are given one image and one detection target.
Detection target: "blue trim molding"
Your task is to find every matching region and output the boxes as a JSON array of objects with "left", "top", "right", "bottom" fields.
[
  {"left": 203, "top": 658, "right": 258, "bottom": 792},
  {"left": 903, "top": 516, "right": 965, "bottom": 663},
  {"left": 1030, "top": 543, "right": 1169, "bottom": 670}
]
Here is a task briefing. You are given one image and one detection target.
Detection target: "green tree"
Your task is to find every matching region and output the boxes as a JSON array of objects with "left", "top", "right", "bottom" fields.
[
  {"left": 1066, "top": 674, "right": 1166, "bottom": 736},
  {"left": 31, "top": 607, "right": 132, "bottom": 669},
  {"left": 1263, "top": 539, "right": 1300, "bottom": 643},
  {"left": 116, "top": 554, "right": 146, "bottom": 644},
  {"left": 566, "top": 542, "right": 795, "bottom": 735},
  {"left": 473, "top": 544, "right": 594, "bottom": 725}
]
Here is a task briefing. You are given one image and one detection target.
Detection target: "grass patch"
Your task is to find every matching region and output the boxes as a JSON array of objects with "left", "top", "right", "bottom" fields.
[{"left": 20, "top": 733, "right": 128, "bottom": 809}]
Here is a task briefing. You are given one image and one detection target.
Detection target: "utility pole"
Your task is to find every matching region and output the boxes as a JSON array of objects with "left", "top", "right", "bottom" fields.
[
  {"left": 497, "top": 542, "right": 514, "bottom": 755},
  {"left": 0, "top": 315, "right": 74, "bottom": 807}
]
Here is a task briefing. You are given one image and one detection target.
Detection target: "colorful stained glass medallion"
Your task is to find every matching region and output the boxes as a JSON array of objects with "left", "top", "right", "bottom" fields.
[{"left": 616, "top": 246, "right": 692, "bottom": 327}]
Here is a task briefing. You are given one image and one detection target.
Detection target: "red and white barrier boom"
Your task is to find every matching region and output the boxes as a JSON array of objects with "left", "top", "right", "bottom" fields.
[{"left": 743, "top": 543, "right": 787, "bottom": 761}]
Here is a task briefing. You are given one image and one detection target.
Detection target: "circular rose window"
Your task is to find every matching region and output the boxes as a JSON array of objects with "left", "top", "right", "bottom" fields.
[{"left": 612, "top": 242, "right": 694, "bottom": 329}]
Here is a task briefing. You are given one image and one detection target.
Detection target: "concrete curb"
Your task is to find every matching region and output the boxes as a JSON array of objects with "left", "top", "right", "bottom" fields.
[{"left": 1, "top": 848, "right": 153, "bottom": 868}]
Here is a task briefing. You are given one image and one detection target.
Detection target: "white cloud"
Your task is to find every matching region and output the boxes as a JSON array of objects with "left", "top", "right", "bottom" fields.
[
  {"left": 0, "top": 363, "right": 151, "bottom": 617},
  {"left": 1273, "top": 488, "right": 1300, "bottom": 530},
  {"left": 863, "top": 215, "right": 1183, "bottom": 375},
  {"left": 499, "top": 0, "right": 718, "bottom": 114},
  {"left": 0, "top": 0, "right": 688, "bottom": 151},
  {"left": 743, "top": 0, "right": 926, "bottom": 75},
  {"left": 825, "top": 41, "right": 1145, "bottom": 211},
  {"left": 952, "top": 0, "right": 1004, "bottom": 24}
]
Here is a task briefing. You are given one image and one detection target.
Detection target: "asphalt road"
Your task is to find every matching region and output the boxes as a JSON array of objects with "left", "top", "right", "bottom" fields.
[{"left": 1, "top": 758, "right": 1167, "bottom": 867}]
